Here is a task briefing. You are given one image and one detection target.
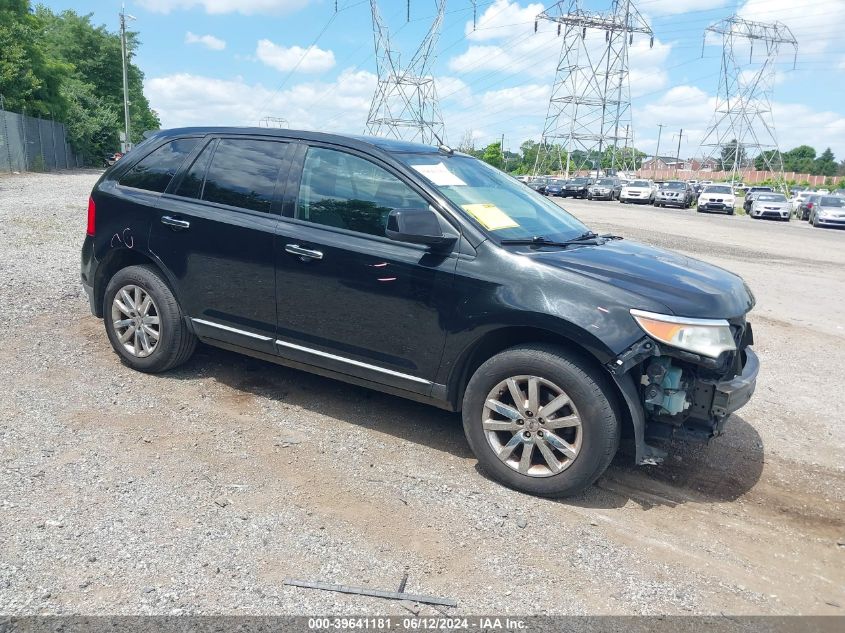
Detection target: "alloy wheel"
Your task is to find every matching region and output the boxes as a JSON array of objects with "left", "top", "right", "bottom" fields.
[
  {"left": 482, "top": 375, "right": 582, "bottom": 477},
  {"left": 111, "top": 284, "right": 161, "bottom": 358}
]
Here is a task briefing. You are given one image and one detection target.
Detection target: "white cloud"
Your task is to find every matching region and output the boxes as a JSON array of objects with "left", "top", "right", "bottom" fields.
[
  {"left": 465, "top": 0, "right": 545, "bottom": 42},
  {"left": 633, "top": 85, "right": 845, "bottom": 159},
  {"left": 145, "top": 69, "right": 376, "bottom": 132},
  {"left": 138, "top": 0, "right": 310, "bottom": 15},
  {"left": 641, "top": 0, "right": 727, "bottom": 17},
  {"left": 184, "top": 31, "right": 226, "bottom": 50},
  {"left": 256, "top": 39, "right": 335, "bottom": 73}
]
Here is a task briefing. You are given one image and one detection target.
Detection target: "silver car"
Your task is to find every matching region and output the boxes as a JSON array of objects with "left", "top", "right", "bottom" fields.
[
  {"left": 809, "top": 195, "right": 845, "bottom": 229},
  {"left": 749, "top": 193, "right": 790, "bottom": 221}
]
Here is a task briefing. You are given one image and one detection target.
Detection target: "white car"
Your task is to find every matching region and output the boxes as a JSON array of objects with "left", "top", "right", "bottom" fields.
[
  {"left": 697, "top": 184, "right": 736, "bottom": 215},
  {"left": 619, "top": 179, "right": 656, "bottom": 204},
  {"left": 749, "top": 193, "right": 791, "bottom": 221},
  {"left": 790, "top": 191, "right": 814, "bottom": 213}
]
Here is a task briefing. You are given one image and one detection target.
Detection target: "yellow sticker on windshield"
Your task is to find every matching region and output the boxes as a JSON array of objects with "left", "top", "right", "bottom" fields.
[{"left": 461, "top": 203, "right": 519, "bottom": 231}]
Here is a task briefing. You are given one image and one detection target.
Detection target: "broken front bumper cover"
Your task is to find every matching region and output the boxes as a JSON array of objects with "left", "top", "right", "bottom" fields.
[{"left": 708, "top": 346, "right": 759, "bottom": 419}]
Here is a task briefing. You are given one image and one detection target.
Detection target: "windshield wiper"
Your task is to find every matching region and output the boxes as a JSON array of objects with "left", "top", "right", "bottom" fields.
[{"left": 500, "top": 231, "right": 612, "bottom": 248}]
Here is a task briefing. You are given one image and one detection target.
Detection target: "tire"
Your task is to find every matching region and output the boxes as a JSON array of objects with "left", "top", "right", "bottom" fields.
[
  {"left": 696, "top": 206, "right": 703, "bottom": 213},
  {"left": 461, "top": 344, "right": 620, "bottom": 498},
  {"left": 728, "top": 210, "right": 735, "bottom": 216},
  {"left": 103, "top": 265, "right": 197, "bottom": 373}
]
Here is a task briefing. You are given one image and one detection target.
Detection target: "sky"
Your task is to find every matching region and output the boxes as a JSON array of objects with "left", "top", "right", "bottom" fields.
[{"left": 38, "top": 0, "right": 845, "bottom": 160}]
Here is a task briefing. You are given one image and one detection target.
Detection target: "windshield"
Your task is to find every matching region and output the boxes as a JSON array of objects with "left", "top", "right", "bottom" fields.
[
  {"left": 703, "top": 186, "right": 732, "bottom": 194},
  {"left": 596, "top": 179, "right": 615, "bottom": 185},
  {"left": 756, "top": 194, "right": 787, "bottom": 202},
  {"left": 398, "top": 153, "right": 588, "bottom": 242},
  {"left": 548, "top": 179, "right": 565, "bottom": 185},
  {"left": 664, "top": 182, "right": 685, "bottom": 190},
  {"left": 820, "top": 196, "right": 845, "bottom": 207},
  {"left": 628, "top": 180, "right": 650, "bottom": 188},
  {"left": 571, "top": 178, "right": 591, "bottom": 184}
]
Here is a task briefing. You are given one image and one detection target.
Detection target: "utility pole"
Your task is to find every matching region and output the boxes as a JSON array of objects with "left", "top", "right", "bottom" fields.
[
  {"left": 674, "top": 128, "right": 684, "bottom": 173},
  {"left": 652, "top": 123, "right": 664, "bottom": 179},
  {"left": 119, "top": 4, "right": 136, "bottom": 152}
]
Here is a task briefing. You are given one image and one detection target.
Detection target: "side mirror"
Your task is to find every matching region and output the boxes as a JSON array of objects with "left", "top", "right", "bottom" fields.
[{"left": 386, "top": 207, "right": 457, "bottom": 248}]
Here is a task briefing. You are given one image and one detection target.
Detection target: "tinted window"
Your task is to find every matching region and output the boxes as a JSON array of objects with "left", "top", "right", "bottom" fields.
[
  {"left": 174, "top": 139, "right": 216, "bottom": 199},
  {"left": 297, "top": 147, "right": 428, "bottom": 237},
  {"left": 665, "top": 182, "right": 685, "bottom": 189},
  {"left": 201, "top": 139, "right": 288, "bottom": 213},
  {"left": 757, "top": 194, "right": 786, "bottom": 202},
  {"left": 629, "top": 180, "right": 650, "bottom": 187},
  {"left": 820, "top": 196, "right": 844, "bottom": 206},
  {"left": 118, "top": 138, "right": 199, "bottom": 192},
  {"left": 704, "top": 186, "right": 732, "bottom": 194}
]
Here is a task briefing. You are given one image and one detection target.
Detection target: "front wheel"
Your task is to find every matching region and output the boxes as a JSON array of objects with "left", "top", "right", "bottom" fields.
[
  {"left": 104, "top": 265, "right": 197, "bottom": 373},
  {"left": 462, "top": 345, "right": 620, "bottom": 497}
]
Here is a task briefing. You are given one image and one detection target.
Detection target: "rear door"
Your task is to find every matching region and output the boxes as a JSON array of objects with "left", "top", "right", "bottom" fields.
[
  {"left": 150, "top": 135, "right": 293, "bottom": 353},
  {"left": 272, "top": 143, "right": 460, "bottom": 394}
]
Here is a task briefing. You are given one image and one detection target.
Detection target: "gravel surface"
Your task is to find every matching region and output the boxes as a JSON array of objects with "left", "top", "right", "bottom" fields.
[{"left": 0, "top": 171, "right": 843, "bottom": 616}]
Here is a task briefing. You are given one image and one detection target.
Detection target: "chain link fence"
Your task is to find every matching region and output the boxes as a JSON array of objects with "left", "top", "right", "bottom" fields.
[{"left": 0, "top": 101, "right": 83, "bottom": 173}]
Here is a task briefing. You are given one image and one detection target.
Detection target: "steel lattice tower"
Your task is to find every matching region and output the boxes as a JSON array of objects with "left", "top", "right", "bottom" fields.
[
  {"left": 534, "top": 0, "right": 652, "bottom": 177},
  {"left": 698, "top": 16, "right": 797, "bottom": 185},
  {"left": 365, "top": 0, "right": 447, "bottom": 145}
]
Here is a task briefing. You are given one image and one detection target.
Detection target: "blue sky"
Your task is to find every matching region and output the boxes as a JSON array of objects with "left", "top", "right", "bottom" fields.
[{"left": 40, "top": 0, "right": 845, "bottom": 159}]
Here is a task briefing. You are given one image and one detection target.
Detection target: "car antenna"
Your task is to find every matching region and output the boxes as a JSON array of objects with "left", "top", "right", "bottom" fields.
[{"left": 430, "top": 129, "right": 453, "bottom": 155}]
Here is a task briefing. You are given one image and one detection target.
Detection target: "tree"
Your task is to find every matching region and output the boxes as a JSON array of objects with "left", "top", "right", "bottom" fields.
[
  {"left": 720, "top": 139, "right": 747, "bottom": 171},
  {"left": 0, "top": 2, "right": 160, "bottom": 163},
  {"left": 814, "top": 148, "right": 836, "bottom": 177},
  {"left": 481, "top": 141, "right": 504, "bottom": 170}
]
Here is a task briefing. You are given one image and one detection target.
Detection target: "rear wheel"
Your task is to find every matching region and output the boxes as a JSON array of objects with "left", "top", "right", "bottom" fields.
[
  {"left": 104, "top": 265, "right": 196, "bottom": 373},
  {"left": 462, "top": 344, "right": 620, "bottom": 497}
]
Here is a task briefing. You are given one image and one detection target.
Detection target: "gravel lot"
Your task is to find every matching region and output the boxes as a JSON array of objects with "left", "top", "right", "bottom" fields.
[{"left": 0, "top": 171, "right": 843, "bottom": 616}]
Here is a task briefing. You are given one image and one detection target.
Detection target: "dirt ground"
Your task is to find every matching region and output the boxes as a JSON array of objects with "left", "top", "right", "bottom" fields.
[{"left": 0, "top": 171, "right": 842, "bottom": 616}]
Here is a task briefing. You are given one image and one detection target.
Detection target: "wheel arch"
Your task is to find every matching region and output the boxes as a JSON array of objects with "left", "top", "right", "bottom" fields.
[
  {"left": 92, "top": 248, "right": 174, "bottom": 318},
  {"left": 446, "top": 323, "right": 636, "bottom": 460}
]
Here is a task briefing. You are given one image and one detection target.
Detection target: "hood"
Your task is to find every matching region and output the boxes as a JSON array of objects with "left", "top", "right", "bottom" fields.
[{"left": 527, "top": 239, "right": 754, "bottom": 319}]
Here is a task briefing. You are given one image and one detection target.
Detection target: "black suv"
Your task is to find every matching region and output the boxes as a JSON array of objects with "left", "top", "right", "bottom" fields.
[
  {"left": 81, "top": 128, "right": 759, "bottom": 497},
  {"left": 560, "top": 177, "right": 593, "bottom": 198}
]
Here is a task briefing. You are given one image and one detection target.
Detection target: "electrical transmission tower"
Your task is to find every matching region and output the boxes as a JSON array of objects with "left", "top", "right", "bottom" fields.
[
  {"left": 534, "top": 0, "right": 652, "bottom": 177},
  {"left": 698, "top": 16, "right": 797, "bottom": 186},
  {"left": 365, "top": 0, "right": 447, "bottom": 145}
]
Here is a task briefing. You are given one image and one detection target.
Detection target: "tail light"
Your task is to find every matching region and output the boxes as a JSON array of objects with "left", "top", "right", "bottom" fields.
[
  {"left": 86, "top": 196, "right": 96, "bottom": 236},
  {"left": 807, "top": 202, "right": 814, "bottom": 209}
]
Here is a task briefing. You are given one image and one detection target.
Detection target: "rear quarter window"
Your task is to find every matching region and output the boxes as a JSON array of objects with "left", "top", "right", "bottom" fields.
[{"left": 117, "top": 138, "right": 199, "bottom": 193}]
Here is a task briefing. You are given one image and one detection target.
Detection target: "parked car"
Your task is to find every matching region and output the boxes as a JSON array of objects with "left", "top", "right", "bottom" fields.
[
  {"left": 560, "top": 177, "right": 593, "bottom": 198},
  {"left": 653, "top": 181, "right": 695, "bottom": 208},
  {"left": 808, "top": 195, "right": 845, "bottom": 228},
  {"left": 797, "top": 194, "right": 821, "bottom": 221},
  {"left": 790, "top": 190, "right": 816, "bottom": 215},
  {"left": 544, "top": 178, "right": 567, "bottom": 197},
  {"left": 80, "top": 127, "right": 759, "bottom": 498},
  {"left": 103, "top": 152, "right": 123, "bottom": 167},
  {"left": 742, "top": 186, "right": 774, "bottom": 212},
  {"left": 526, "top": 177, "right": 547, "bottom": 195},
  {"left": 587, "top": 178, "right": 621, "bottom": 200},
  {"left": 619, "top": 179, "right": 656, "bottom": 204},
  {"left": 749, "top": 193, "right": 791, "bottom": 221},
  {"left": 696, "top": 184, "right": 736, "bottom": 215}
]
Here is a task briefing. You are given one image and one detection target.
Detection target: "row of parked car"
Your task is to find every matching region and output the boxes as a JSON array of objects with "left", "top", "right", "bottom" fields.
[{"left": 520, "top": 175, "right": 845, "bottom": 228}]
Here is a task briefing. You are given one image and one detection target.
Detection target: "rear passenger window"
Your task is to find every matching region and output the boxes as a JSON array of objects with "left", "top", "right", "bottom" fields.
[
  {"left": 297, "top": 147, "right": 427, "bottom": 237},
  {"left": 174, "top": 139, "right": 216, "bottom": 200},
  {"left": 201, "top": 139, "right": 288, "bottom": 213},
  {"left": 118, "top": 138, "right": 199, "bottom": 193}
]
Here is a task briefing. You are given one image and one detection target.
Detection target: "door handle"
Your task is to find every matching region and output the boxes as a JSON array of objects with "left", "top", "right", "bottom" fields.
[
  {"left": 285, "top": 244, "right": 323, "bottom": 261},
  {"left": 161, "top": 215, "right": 190, "bottom": 230}
]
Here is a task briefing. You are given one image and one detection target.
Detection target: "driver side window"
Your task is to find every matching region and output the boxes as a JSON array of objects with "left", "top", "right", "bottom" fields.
[{"left": 297, "top": 147, "right": 428, "bottom": 237}]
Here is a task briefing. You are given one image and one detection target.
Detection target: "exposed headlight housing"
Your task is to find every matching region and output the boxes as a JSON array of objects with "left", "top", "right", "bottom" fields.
[{"left": 630, "top": 309, "right": 736, "bottom": 359}]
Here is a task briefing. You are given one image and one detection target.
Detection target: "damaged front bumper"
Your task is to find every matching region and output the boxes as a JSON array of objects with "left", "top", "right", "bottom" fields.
[{"left": 608, "top": 336, "right": 759, "bottom": 466}]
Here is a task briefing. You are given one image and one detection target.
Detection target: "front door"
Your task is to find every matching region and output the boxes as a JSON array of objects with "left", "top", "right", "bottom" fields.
[
  {"left": 150, "top": 136, "right": 293, "bottom": 353},
  {"left": 273, "top": 144, "right": 459, "bottom": 394}
]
